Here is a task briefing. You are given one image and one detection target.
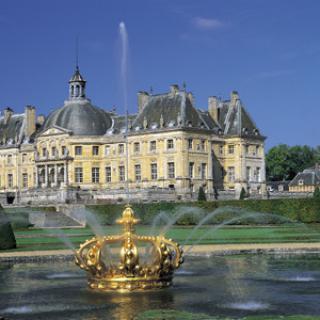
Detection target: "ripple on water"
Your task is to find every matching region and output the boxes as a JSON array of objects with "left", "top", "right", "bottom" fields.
[
  {"left": 226, "top": 301, "right": 269, "bottom": 311},
  {"left": 46, "top": 273, "right": 82, "bottom": 279},
  {"left": 175, "top": 270, "right": 195, "bottom": 275},
  {"left": 2, "top": 306, "right": 33, "bottom": 314},
  {"left": 285, "top": 276, "right": 315, "bottom": 282}
]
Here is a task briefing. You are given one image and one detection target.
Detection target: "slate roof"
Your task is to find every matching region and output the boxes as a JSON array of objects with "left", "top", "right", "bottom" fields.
[
  {"left": 289, "top": 165, "right": 320, "bottom": 187},
  {"left": 131, "top": 91, "right": 220, "bottom": 132},
  {"left": 41, "top": 100, "right": 113, "bottom": 136},
  {"left": 69, "top": 66, "right": 86, "bottom": 83},
  {"left": 0, "top": 113, "right": 25, "bottom": 147},
  {"left": 216, "top": 100, "right": 263, "bottom": 138}
]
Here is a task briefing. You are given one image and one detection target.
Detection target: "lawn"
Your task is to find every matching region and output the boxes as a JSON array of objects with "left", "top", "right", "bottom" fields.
[
  {"left": 8, "top": 223, "right": 320, "bottom": 252},
  {"left": 135, "top": 309, "right": 320, "bottom": 320}
]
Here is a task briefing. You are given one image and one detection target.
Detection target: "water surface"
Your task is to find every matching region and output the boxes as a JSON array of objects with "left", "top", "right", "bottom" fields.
[{"left": 1, "top": 254, "right": 320, "bottom": 319}]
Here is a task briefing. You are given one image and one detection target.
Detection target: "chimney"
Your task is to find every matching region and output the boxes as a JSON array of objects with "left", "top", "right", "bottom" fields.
[
  {"left": 36, "top": 114, "right": 45, "bottom": 126},
  {"left": 3, "top": 107, "right": 13, "bottom": 125},
  {"left": 187, "top": 92, "right": 194, "bottom": 105},
  {"left": 25, "top": 105, "right": 36, "bottom": 137},
  {"left": 170, "top": 84, "right": 179, "bottom": 95},
  {"left": 137, "top": 91, "right": 149, "bottom": 113},
  {"left": 208, "top": 96, "right": 219, "bottom": 123},
  {"left": 231, "top": 90, "right": 239, "bottom": 105}
]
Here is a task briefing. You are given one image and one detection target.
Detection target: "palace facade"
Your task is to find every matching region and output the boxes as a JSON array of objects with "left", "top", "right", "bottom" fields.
[{"left": 0, "top": 67, "right": 266, "bottom": 204}]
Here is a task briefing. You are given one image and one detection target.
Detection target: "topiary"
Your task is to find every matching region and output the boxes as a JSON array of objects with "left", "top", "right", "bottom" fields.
[
  {"left": 0, "top": 205, "right": 16, "bottom": 250},
  {"left": 239, "top": 187, "right": 247, "bottom": 200},
  {"left": 197, "top": 186, "right": 207, "bottom": 201}
]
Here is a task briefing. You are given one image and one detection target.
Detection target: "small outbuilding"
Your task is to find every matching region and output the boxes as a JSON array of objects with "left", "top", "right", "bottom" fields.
[{"left": 289, "top": 164, "right": 320, "bottom": 192}]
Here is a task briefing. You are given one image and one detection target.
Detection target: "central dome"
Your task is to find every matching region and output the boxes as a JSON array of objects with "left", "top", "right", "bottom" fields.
[{"left": 42, "top": 100, "right": 113, "bottom": 136}]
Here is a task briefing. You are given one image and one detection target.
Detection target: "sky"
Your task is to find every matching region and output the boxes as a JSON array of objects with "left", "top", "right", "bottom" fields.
[{"left": 0, "top": 0, "right": 319, "bottom": 149}]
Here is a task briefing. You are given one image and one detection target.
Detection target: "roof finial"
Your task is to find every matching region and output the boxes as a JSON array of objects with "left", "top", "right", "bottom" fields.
[
  {"left": 182, "top": 81, "right": 187, "bottom": 91},
  {"left": 150, "top": 86, "right": 153, "bottom": 94},
  {"left": 75, "top": 36, "right": 79, "bottom": 69}
]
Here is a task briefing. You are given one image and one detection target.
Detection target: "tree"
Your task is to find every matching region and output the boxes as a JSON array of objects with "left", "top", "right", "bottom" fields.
[
  {"left": 266, "top": 144, "right": 317, "bottom": 181},
  {"left": 0, "top": 205, "right": 16, "bottom": 250},
  {"left": 239, "top": 187, "right": 246, "bottom": 200},
  {"left": 198, "top": 186, "right": 207, "bottom": 201},
  {"left": 314, "top": 187, "right": 320, "bottom": 199}
]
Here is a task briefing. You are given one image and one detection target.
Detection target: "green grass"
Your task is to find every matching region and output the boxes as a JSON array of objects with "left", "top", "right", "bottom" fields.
[
  {"left": 135, "top": 309, "right": 320, "bottom": 320},
  {"left": 4, "top": 223, "right": 320, "bottom": 252}
]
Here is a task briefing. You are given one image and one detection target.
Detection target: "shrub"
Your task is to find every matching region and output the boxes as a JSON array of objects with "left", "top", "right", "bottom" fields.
[
  {"left": 314, "top": 187, "right": 320, "bottom": 199},
  {"left": 198, "top": 187, "right": 207, "bottom": 201},
  {"left": 239, "top": 187, "right": 247, "bottom": 200}
]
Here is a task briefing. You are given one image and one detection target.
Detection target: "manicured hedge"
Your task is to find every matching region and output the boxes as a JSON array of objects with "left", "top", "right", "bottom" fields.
[
  {"left": 87, "top": 198, "right": 320, "bottom": 225},
  {"left": 0, "top": 206, "right": 16, "bottom": 250}
]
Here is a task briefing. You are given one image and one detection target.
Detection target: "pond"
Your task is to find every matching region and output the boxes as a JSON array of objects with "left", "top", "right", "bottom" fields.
[{"left": 0, "top": 253, "right": 320, "bottom": 319}]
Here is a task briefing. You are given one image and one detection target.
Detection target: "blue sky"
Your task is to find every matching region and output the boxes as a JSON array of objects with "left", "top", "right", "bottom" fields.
[{"left": 0, "top": 0, "right": 319, "bottom": 149}]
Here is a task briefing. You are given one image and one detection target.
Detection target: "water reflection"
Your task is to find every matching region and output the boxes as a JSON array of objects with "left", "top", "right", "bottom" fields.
[{"left": 0, "top": 254, "right": 320, "bottom": 319}]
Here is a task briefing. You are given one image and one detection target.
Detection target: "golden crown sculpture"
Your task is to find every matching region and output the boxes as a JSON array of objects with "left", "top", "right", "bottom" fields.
[{"left": 75, "top": 205, "right": 184, "bottom": 291}]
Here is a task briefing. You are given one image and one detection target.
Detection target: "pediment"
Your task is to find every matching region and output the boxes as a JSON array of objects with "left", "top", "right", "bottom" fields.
[{"left": 38, "top": 125, "right": 72, "bottom": 137}]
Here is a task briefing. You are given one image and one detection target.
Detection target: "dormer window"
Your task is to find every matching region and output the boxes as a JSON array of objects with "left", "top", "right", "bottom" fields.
[{"left": 298, "top": 179, "right": 304, "bottom": 186}]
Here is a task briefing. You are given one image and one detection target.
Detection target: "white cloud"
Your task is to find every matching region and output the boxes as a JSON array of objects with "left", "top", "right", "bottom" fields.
[{"left": 192, "top": 17, "right": 225, "bottom": 30}]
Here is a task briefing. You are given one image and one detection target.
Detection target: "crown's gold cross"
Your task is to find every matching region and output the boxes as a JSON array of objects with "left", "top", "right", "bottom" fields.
[{"left": 116, "top": 205, "right": 140, "bottom": 234}]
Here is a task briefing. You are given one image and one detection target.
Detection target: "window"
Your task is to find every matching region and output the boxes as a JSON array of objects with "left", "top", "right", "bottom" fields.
[
  {"left": 105, "top": 166, "right": 112, "bottom": 182},
  {"left": 228, "top": 145, "right": 235, "bottom": 154},
  {"left": 150, "top": 141, "right": 157, "bottom": 152},
  {"left": 22, "top": 153, "right": 27, "bottom": 163},
  {"left": 200, "top": 140, "right": 206, "bottom": 151},
  {"left": 134, "top": 142, "right": 140, "bottom": 153},
  {"left": 219, "top": 145, "right": 224, "bottom": 155},
  {"left": 42, "top": 148, "right": 47, "bottom": 157},
  {"left": 168, "top": 162, "right": 175, "bottom": 179},
  {"left": 188, "top": 139, "right": 193, "bottom": 150},
  {"left": 254, "top": 167, "right": 261, "bottom": 182},
  {"left": 119, "top": 166, "right": 125, "bottom": 182},
  {"left": 245, "top": 145, "right": 249, "bottom": 155},
  {"left": 255, "top": 145, "right": 260, "bottom": 156},
  {"left": 201, "top": 163, "right": 207, "bottom": 179},
  {"left": 92, "top": 146, "right": 99, "bottom": 156},
  {"left": 189, "top": 162, "right": 194, "bottom": 178},
  {"left": 92, "top": 167, "right": 100, "bottom": 183},
  {"left": 227, "top": 167, "right": 235, "bottom": 182},
  {"left": 118, "top": 144, "right": 125, "bottom": 154},
  {"left": 105, "top": 145, "right": 110, "bottom": 156},
  {"left": 75, "top": 146, "right": 82, "bottom": 156},
  {"left": 75, "top": 167, "right": 83, "bottom": 183},
  {"left": 51, "top": 147, "right": 57, "bottom": 157},
  {"left": 167, "top": 139, "right": 174, "bottom": 150},
  {"left": 298, "top": 179, "right": 304, "bottom": 186},
  {"left": 22, "top": 173, "right": 28, "bottom": 188},
  {"left": 246, "top": 166, "right": 251, "bottom": 181},
  {"left": 151, "top": 163, "right": 157, "bottom": 180},
  {"left": 135, "top": 164, "right": 141, "bottom": 181},
  {"left": 8, "top": 174, "right": 13, "bottom": 188},
  {"left": 7, "top": 155, "right": 12, "bottom": 165},
  {"left": 61, "top": 146, "right": 66, "bottom": 156}
]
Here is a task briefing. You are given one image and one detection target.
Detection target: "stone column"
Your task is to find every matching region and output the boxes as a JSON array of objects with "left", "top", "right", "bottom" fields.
[
  {"left": 64, "top": 162, "right": 68, "bottom": 186},
  {"left": 54, "top": 164, "right": 58, "bottom": 186},
  {"left": 35, "top": 166, "right": 39, "bottom": 188},
  {"left": 207, "top": 141, "right": 214, "bottom": 198},
  {"left": 44, "top": 165, "right": 48, "bottom": 187}
]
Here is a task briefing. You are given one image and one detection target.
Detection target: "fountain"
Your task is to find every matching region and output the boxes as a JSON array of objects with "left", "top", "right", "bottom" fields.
[{"left": 75, "top": 205, "right": 184, "bottom": 291}]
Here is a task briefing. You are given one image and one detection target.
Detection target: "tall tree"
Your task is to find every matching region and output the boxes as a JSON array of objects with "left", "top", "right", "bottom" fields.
[{"left": 266, "top": 144, "right": 317, "bottom": 181}]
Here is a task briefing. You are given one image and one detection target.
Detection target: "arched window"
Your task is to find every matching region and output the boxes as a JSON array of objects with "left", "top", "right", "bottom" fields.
[
  {"left": 71, "top": 85, "right": 74, "bottom": 96},
  {"left": 75, "top": 85, "right": 80, "bottom": 97}
]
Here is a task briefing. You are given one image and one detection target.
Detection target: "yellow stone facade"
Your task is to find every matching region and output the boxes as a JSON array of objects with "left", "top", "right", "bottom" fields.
[{"left": 0, "top": 69, "right": 266, "bottom": 204}]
